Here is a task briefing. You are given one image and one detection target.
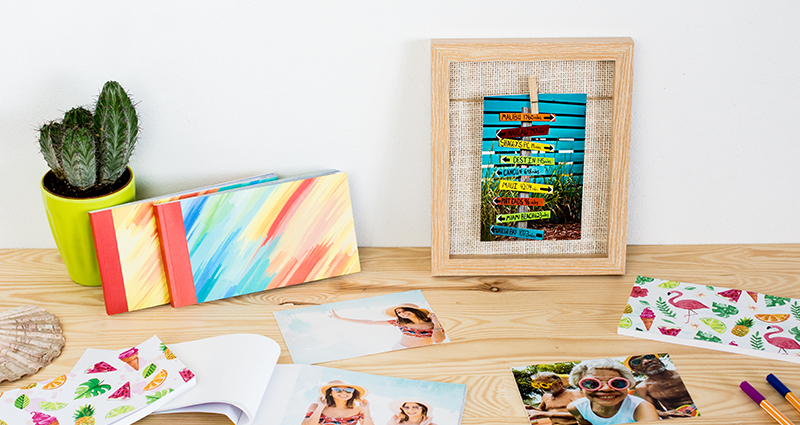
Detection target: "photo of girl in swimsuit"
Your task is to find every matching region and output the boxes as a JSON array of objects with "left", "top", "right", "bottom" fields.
[
  {"left": 279, "top": 365, "right": 466, "bottom": 425},
  {"left": 329, "top": 303, "right": 446, "bottom": 349},
  {"left": 387, "top": 397, "right": 437, "bottom": 425},
  {"left": 274, "top": 290, "right": 450, "bottom": 364},
  {"left": 302, "top": 380, "right": 374, "bottom": 425}
]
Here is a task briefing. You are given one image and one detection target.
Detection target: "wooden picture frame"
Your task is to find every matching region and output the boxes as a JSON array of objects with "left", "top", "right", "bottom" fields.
[{"left": 431, "top": 38, "right": 634, "bottom": 276}]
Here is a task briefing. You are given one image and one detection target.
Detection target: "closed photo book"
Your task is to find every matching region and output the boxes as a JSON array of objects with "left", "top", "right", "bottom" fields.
[
  {"left": 89, "top": 173, "right": 278, "bottom": 315},
  {"left": 153, "top": 170, "right": 360, "bottom": 308}
]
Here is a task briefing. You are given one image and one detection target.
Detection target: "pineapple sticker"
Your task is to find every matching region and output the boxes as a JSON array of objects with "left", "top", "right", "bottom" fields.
[
  {"left": 732, "top": 317, "right": 754, "bottom": 337},
  {"left": 73, "top": 405, "right": 95, "bottom": 425},
  {"left": 159, "top": 343, "right": 176, "bottom": 360}
]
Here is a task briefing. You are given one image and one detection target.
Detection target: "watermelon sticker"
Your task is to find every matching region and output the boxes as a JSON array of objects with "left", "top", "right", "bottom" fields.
[{"left": 86, "top": 361, "right": 116, "bottom": 374}]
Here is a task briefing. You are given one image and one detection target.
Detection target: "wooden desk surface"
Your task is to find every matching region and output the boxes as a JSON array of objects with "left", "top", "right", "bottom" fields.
[{"left": 1, "top": 245, "right": 800, "bottom": 424}]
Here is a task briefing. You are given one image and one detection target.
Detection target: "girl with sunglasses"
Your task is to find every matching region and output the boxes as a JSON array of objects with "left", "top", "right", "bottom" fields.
[
  {"left": 329, "top": 303, "right": 445, "bottom": 349},
  {"left": 302, "top": 380, "right": 374, "bottom": 425},
  {"left": 566, "top": 359, "right": 659, "bottom": 424},
  {"left": 387, "top": 398, "right": 436, "bottom": 425}
]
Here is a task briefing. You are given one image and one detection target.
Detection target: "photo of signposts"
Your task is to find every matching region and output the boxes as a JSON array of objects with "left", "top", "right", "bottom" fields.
[{"left": 480, "top": 94, "right": 586, "bottom": 241}]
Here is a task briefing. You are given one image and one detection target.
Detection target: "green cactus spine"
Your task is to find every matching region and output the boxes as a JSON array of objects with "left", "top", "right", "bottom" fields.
[
  {"left": 61, "top": 127, "right": 96, "bottom": 189},
  {"left": 63, "top": 106, "right": 93, "bottom": 129},
  {"left": 94, "top": 81, "right": 138, "bottom": 184},
  {"left": 38, "top": 121, "right": 65, "bottom": 181}
]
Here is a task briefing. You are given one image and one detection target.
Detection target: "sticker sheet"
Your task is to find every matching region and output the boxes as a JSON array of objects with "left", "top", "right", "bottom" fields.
[
  {"left": 619, "top": 276, "right": 800, "bottom": 364},
  {"left": 480, "top": 94, "right": 587, "bottom": 242},
  {"left": 511, "top": 353, "right": 700, "bottom": 425},
  {"left": 0, "top": 336, "right": 195, "bottom": 425}
]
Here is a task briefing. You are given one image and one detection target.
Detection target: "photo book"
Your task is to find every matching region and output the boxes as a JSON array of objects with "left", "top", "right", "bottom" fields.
[
  {"left": 78, "top": 334, "right": 467, "bottom": 425},
  {"left": 274, "top": 290, "right": 450, "bottom": 364},
  {"left": 512, "top": 353, "right": 700, "bottom": 425},
  {"left": 153, "top": 170, "right": 360, "bottom": 308},
  {"left": 620, "top": 276, "right": 800, "bottom": 364},
  {"left": 89, "top": 173, "right": 278, "bottom": 315}
]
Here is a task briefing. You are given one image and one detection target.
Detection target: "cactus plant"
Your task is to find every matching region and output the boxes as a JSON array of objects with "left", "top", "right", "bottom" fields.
[{"left": 37, "top": 81, "right": 139, "bottom": 197}]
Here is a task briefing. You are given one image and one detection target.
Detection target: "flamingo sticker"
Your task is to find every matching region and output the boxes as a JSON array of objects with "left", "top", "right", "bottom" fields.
[
  {"left": 667, "top": 291, "right": 710, "bottom": 324},
  {"left": 764, "top": 326, "right": 800, "bottom": 355}
]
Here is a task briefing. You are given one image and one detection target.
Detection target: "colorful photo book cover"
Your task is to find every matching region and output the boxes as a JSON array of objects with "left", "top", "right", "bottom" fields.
[
  {"left": 89, "top": 173, "right": 277, "bottom": 315},
  {"left": 0, "top": 336, "right": 195, "bottom": 425},
  {"left": 271, "top": 365, "right": 467, "bottom": 425},
  {"left": 511, "top": 353, "right": 699, "bottom": 425},
  {"left": 274, "top": 290, "right": 449, "bottom": 364},
  {"left": 619, "top": 276, "right": 800, "bottom": 364},
  {"left": 154, "top": 170, "right": 360, "bottom": 308},
  {"left": 480, "top": 94, "right": 586, "bottom": 242}
]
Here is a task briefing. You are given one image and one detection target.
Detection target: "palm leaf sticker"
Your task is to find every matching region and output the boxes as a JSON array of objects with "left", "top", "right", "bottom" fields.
[
  {"left": 694, "top": 330, "right": 723, "bottom": 343},
  {"left": 74, "top": 378, "right": 112, "bottom": 399},
  {"left": 765, "top": 295, "right": 790, "bottom": 307},
  {"left": 143, "top": 363, "right": 157, "bottom": 379},
  {"left": 751, "top": 331, "right": 765, "bottom": 351},
  {"left": 792, "top": 302, "right": 800, "bottom": 321},
  {"left": 635, "top": 276, "right": 654, "bottom": 285},
  {"left": 14, "top": 394, "right": 30, "bottom": 409},
  {"left": 711, "top": 302, "right": 739, "bottom": 318},
  {"left": 656, "top": 297, "right": 677, "bottom": 318},
  {"left": 789, "top": 327, "right": 800, "bottom": 342},
  {"left": 145, "top": 388, "right": 174, "bottom": 405}
]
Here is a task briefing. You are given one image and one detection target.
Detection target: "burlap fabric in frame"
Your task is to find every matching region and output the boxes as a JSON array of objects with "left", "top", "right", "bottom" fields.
[{"left": 449, "top": 60, "right": 614, "bottom": 256}]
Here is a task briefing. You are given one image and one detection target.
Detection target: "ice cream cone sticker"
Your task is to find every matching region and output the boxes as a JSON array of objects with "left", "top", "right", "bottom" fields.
[
  {"left": 119, "top": 347, "right": 139, "bottom": 370},
  {"left": 640, "top": 307, "right": 656, "bottom": 331}
]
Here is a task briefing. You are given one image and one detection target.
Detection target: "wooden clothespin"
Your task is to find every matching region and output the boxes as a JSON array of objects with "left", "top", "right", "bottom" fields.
[{"left": 528, "top": 76, "right": 539, "bottom": 114}]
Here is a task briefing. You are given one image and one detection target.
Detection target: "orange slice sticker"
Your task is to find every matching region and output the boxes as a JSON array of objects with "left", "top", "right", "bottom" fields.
[
  {"left": 143, "top": 369, "right": 168, "bottom": 391},
  {"left": 754, "top": 314, "right": 790, "bottom": 323},
  {"left": 42, "top": 375, "right": 67, "bottom": 390}
]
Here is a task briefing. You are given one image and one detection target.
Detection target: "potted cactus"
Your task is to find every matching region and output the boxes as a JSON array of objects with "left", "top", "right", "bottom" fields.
[{"left": 39, "top": 81, "right": 139, "bottom": 286}]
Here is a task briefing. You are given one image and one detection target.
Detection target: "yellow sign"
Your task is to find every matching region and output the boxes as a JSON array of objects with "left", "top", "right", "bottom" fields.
[
  {"left": 496, "top": 210, "right": 551, "bottom": 223},
  {"left": 500, "top": 156, "right": 556, "bottom": 165},
  {"left": 497, "top": 138, "right": 554, "bottom": 152},
  {"left": 498, "top": 113, "right": 554, "bottom": 122},
  {"left": 498, "top": 180, "right": 552, "bottom": 194}
]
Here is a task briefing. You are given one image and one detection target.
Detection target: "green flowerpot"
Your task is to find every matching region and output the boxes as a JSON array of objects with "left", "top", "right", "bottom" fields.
[{"left": 40, "top": 168, "right": 135, "bottom": 286}]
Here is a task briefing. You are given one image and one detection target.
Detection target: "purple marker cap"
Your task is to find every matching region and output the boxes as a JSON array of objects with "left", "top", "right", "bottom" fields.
[
  {"left": 767, "top": 373, "right": 791, "bottom": 397},
  {"left": 741, "top": 381, "right": 766, "bottom": 404}
]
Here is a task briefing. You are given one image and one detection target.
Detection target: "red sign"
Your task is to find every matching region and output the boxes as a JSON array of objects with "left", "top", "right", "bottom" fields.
[
  {"left": 491, "top": 197, "right": 545, "bottom": 207},
  {"left": 496, "top": 125, "right": 549, "bottom": 138}
]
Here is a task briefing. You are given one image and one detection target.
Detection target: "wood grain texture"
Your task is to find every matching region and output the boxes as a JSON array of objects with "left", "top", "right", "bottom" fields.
[
  {"left": 1, "top": 245, "right": 799, "bottom": 424},
  {"left": 431, "top": 37, "right": 634, "bottom": 276}
]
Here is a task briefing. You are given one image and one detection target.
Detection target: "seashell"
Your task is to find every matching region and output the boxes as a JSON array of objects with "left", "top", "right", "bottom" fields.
[{"left": 0, "top": 305, "right": 65, "bottom": 384}]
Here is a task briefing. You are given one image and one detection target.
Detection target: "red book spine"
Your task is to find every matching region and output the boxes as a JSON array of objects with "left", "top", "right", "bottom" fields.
[
  {"left": 153, "top": 202, "right": 198, "bottom": 308},
  {"left": 88, "top": 210, "right": 129, "bottom": 315}
]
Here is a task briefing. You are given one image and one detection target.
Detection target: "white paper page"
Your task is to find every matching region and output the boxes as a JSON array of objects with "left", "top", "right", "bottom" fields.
[
  {"left": 155, "top": 334, "right": 281, "bottom": 424},
  {"left": 249, "top": 365, "right": 303, "bottom": 425},
  {"left": 157, "top": 402, "right": 243, "bottom": 423}
]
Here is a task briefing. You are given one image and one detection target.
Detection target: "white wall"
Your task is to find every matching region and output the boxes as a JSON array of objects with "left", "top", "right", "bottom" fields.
[{"left": 1, "top": 1, "right": 799, "bottom": 248}]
